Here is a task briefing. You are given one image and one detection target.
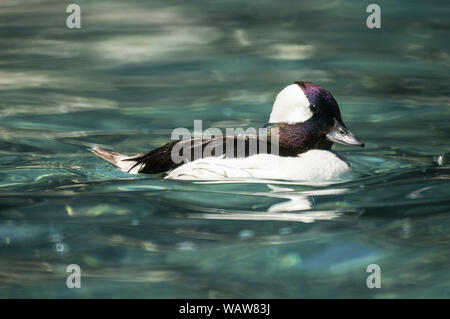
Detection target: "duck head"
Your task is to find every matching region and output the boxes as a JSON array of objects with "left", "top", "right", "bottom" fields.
[{"left": 268, "top": 81, "right": 364, "bottom": 153}]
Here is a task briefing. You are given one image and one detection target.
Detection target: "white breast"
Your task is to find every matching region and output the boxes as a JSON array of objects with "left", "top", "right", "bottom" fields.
[{"left": 165, "top": 150, "right": 351, "bottom": 181}]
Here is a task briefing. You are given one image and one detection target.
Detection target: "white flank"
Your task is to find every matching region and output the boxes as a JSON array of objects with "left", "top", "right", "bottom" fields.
[
  {"left": 114, "top": 156, "right": 144, "bottom": 174},
  {"left": 165, "top": 150, "right": 351, "bottom": 181},
  {"left": 269, "top": 84, "right": 313, "bottom": 123}
]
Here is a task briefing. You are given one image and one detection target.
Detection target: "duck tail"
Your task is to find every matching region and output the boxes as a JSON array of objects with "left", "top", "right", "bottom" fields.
[{"left": 89, "top": 147, "right": 142, "bottom": 174}]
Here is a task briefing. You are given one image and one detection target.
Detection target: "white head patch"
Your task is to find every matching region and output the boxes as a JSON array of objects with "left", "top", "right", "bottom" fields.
[{"left": 269, "top": 84, "right": 313, "bottom": 123}]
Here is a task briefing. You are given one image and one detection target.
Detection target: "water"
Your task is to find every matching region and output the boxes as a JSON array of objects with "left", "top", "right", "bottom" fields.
[{"left": 0, "top": 0, "right": 449, "bottom": 298}]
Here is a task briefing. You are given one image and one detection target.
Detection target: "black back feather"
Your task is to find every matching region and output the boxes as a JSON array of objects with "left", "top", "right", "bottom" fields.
[{"left": 125, "top": 134, "right": 295, "bottom": 174}]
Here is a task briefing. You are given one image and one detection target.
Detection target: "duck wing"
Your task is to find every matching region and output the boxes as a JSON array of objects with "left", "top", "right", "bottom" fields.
[
  {"left": 124, "top": 132, "right": 293, "bottom": 174},
  {"left": 91, "top": 133, "right": 294, "bottom": 174}
]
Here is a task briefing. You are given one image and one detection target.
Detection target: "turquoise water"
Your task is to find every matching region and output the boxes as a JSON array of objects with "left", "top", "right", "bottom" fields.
[{"left": 0, "top": 0, "right": 449, "bottom": 298}]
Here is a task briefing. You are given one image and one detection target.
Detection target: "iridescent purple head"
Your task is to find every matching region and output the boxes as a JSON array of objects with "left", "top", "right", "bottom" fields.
[
  {"left": 269, "top": 81, "right": 364, "bottom": 148},
  {"left": 296, "top": 81, "right": 343, "bottom": 123}
]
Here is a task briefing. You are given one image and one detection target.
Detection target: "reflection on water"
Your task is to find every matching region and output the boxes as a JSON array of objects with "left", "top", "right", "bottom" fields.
[{"left": 0, "top": 0, "right": 449, "bottom": 298}]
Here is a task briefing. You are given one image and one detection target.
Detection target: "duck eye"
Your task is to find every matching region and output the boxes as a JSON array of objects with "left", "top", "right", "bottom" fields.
[{"left": 310, "top": 104, "right": 318, "bottom": 113}]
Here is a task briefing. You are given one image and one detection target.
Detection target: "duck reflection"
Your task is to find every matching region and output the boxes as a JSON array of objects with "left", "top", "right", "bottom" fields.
[{"left": 188, "top": 183, "right": 362, "bottom": 223}]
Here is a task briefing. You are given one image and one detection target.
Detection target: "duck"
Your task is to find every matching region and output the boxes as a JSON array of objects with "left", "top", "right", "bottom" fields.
[{"left": 91, "top": 81, "right": 364, "bottom": 181}]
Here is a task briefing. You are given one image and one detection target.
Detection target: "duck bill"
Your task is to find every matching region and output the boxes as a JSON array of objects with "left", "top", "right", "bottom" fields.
[{"left": 326, "top": 119, "right": 365, "bottom": 147}]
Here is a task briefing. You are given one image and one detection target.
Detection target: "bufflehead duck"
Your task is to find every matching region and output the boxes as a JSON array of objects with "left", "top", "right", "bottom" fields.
[{"left": 91, "top": 81, "right": 364, "bottom": 181}]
